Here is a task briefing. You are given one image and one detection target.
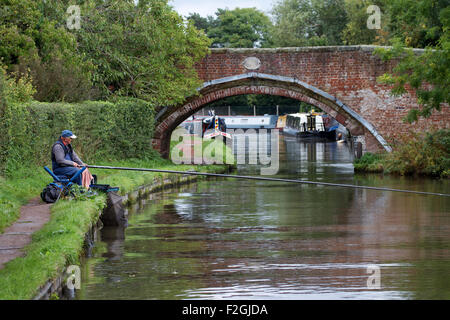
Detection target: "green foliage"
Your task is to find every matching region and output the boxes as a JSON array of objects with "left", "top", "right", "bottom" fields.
[
  {"left": 206, "top": 8, "right": 273, "bottom": 48},
  {"left": 0, "top": 0, "right": 94, "bottom": 102},
  {"left": 71, "top": 0, "right": 210, "bottom": 105},
  {"left": 185, "top": 12, "right": 216, "bottom": 33},
  {"left": 1, "top": 0, "right": 210, "bottom": 104},
  {"left": 371, "top": 2, "right": 449, "bottom": 122},
  {"left": 0, "top": 24, "right": 35, "bottom": 66},
  {"left": 271, "top": 0, "right": 348, "bottom": 47},
  {"left": 299, "top": 102, "right": 314, "bottom": 113},
  {"left": 383, "top": 0, "right": 447, "bottom": 48},
  {"left": 384, "top": 130, "right": 450, "bottom": 177},
  {"left": 353, "top": 152, "right": 385, "bottom": 173},
  {"left": 68, "top": 184, "right": 91, "bottom": 201},
  {"left": 375, "top": 31, "right": 449, "bottom": 122},
  {"left": 354, "top": 130, "right": 450, "bottom": 178},
  {"left": 0, "top": 67, "right": 36, "bottom": 173},
  {"left": 0, "top": 66, "right": 36, "bottom": 103},
  {"left": 270, "top": 0, "right": 446, "bottom": 48},
  {"left": 341, "top": 0, "right": 388, "bottom": 45},
  {"left": 18, "top": 18, "right": 95, "bottom": 102}
]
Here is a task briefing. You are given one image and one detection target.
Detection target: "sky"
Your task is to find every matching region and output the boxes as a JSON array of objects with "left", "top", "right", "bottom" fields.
[{"left": 168, "top": 0, "right": 275, "bottom": 18}]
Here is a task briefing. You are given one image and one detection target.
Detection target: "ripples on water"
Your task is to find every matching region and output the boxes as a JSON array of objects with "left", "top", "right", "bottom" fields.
[{"left": 77, "top": 136, "right": 450, "bottom": 300}]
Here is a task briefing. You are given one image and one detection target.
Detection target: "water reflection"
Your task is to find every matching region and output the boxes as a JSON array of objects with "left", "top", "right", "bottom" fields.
[{"left": 77, "top": 136, "right": 450, "bottom": 300}]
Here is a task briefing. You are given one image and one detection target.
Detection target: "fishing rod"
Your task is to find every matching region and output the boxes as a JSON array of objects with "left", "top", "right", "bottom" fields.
[{"left": 86, "top": 165, "right": 450, "bottom": 197}]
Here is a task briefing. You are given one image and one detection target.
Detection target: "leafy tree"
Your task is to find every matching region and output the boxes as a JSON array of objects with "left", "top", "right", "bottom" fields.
[
  {"left": 271, "top": 0, "right": 348, "bottom": 46},
  {"left": 74, "top": 0, "right": 211, "bottom": 105},
  {"left": 185, "top": 12, "right": 216, "bottom": 33},
  {"left": 0, "top": 66, "right": 35, "bottom": 104},
  {"left": 207, "top": 8, "right": 273, "bottom": 48},
  {"left": 376, "top": 5, "right": 449, "bottom": 122},
  {"left": 383, "top": 0, "right": 447, "bottom": 48},
  {"left": 342, "top": 0, "right": 447, "bottom": 47},
  {"left": 313, "top": 0, "right": 349, "bottom": 45},
  {"left": 1, "top": 0, "right": 212, "bottom": 105},
  {"left": 0, "top": 0, "right": 93, "bottom": 102},
  {"left": 341, "top": 0, "right": 388, "bottom": 45}
]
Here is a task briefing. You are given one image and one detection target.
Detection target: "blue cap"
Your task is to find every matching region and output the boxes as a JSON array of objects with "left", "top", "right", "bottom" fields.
[{"left": 61, "top": 130, "right": 77, "bottom": 139}]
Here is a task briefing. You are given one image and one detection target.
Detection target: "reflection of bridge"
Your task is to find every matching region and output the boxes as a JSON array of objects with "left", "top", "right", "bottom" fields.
[{"left": 152, "top": 46, "right": 449, "bottom": 158}]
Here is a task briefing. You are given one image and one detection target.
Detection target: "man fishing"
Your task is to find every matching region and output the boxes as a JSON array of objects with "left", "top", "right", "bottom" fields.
[{"left": 51, "top": 130, "right": 93, "bottom": 187}]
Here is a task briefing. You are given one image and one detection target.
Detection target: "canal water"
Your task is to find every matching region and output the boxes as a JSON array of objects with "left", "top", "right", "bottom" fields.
[{"left": 77, "top": 135, "right": 450, "bottom": 300}]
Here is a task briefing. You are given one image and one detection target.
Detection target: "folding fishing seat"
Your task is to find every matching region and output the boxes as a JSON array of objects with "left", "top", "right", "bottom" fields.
[{"left": 41, "top": 166, "right": 87, "bottom": 203}]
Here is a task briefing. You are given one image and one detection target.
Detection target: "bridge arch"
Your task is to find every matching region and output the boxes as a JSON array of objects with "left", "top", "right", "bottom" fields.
[{"left": 152, "top": 72, "right": 391, "bottom": 158}]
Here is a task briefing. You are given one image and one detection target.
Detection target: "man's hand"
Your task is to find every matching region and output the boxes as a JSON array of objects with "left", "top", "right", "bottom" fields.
[{"left": 73, "top": 162, "right": 81, "bottom": 168}]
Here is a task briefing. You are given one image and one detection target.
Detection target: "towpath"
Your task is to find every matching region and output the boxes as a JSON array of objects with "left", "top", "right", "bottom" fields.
[{"left": 0, "top": 197, "right": 51, "bottom": 269}]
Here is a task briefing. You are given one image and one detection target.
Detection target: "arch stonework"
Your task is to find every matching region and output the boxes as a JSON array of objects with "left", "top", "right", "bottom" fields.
[{"left": 153, "top": 46, "right": 449, "bottom": 158}]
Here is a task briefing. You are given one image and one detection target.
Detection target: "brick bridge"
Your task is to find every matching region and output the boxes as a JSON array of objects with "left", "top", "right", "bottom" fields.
[{"left": 152, "top": 46, "right": 449, "bottom": 158}]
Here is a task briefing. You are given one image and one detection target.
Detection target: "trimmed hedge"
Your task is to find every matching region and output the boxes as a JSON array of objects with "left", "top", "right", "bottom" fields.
[{"left": 0, "top": 97, "right": 157, "bottom": 175}]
